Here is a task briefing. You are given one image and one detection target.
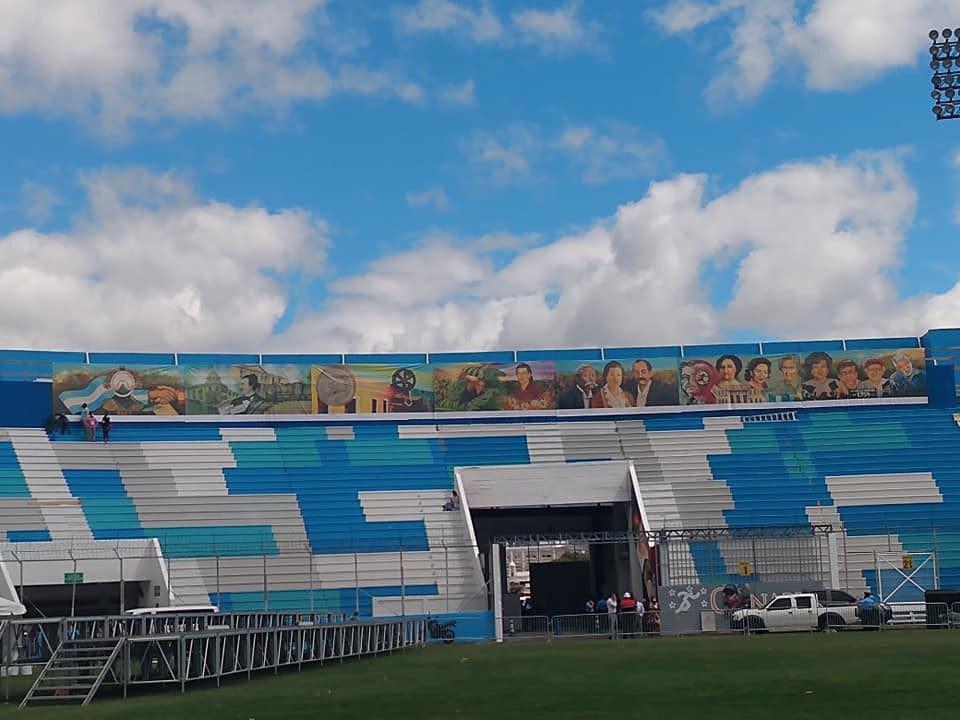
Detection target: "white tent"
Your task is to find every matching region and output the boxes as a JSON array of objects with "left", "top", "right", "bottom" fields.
[{"left": 0, "top": 597, "right": 26, "bottom": 617}]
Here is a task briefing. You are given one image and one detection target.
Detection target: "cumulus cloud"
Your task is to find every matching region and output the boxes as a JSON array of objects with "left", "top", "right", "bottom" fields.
[
  {"left": 19, "top": 182, "right": 61, "bottom": 225},
  {"left": 510, "top": 2, "right": 601, "bottom": 54},
  {"left": 0, "top": 0, "right": 421, "bottom": 136},
  {"left": 396, "top": 0, "right": 599, "bottom": 53},
  {"left": 395, "top": 0, "right": 503, "bottom": 41},
  {"left": 277, "top": 152, "right": 960, "bottom": 352},
  {"left": 463, "top": 121, "right": 666, "bottom": 185},
  {"left": 557, "top": 122, "right": 668, "bottom": 183},
  {"left": 439, "top": 79, "right": 477, "bottom": 106},
  {"left": 0, "top": 168, "right": 328, "bottom": 351},
  {"left": 654, "top": 0, "right": 958, "bottom": 106},
  {"left": 460, "top": 125, "right": 541, "bottom": 185},
  {"left": 406, "top": 186, "right": 451, "bottom": 210}
]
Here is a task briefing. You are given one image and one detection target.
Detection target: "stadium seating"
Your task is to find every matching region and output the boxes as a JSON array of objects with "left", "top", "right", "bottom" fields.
[{"left": 3, "top": 401, "right": 960, "bottom": 609}]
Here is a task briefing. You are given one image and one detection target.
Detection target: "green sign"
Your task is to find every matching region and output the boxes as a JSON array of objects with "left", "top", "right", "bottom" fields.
[{"left": 64, "top": 572, "right": 84, "bottom": 585}]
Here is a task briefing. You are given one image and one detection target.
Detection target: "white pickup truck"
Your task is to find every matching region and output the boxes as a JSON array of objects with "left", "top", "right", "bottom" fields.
[{"left": 730, "top": 592, "right": 858, "bottom": 633}]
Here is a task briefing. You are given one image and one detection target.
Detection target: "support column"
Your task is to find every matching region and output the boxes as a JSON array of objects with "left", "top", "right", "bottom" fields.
[{"left": 492, "top": 543, "right": 503, "bottom": 643}]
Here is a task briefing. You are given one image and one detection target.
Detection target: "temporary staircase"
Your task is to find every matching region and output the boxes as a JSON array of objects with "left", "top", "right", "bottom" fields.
[{"left": 19, "top": 637, "right": 124, "bottom": 708}]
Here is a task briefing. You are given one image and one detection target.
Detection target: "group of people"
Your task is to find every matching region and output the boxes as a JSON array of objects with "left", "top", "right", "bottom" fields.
[
  {"left": 561, "top": 359, "right": 675, "bottom": 410},
  {"left": 585, "top": 591, "right": 660, "bottom": 637},
  {"left": 54, "top": 403, "right": 112, "bottom": 442},
  {"left": 680, "top": 351, "right": 925, "bottom": 405}
]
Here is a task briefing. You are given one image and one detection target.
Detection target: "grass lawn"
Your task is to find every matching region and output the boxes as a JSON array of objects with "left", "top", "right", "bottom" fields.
[{"left": 3, "top": 631, "right": 958, "bottom": 719}]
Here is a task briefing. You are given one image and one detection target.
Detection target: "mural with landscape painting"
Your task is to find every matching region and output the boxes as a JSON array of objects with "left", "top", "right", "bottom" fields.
[
  {"left": 678, "top": 348, "right": 926, "bottom": 405},
  {"left": 53, "top": 364, "right": 186, "bottom": 416},
  {"left": 555, "top": 356, "right": 678, "bottom": 410},
  {"left": 310, "top": 364, "right": 433, "bottom": 414},
  {"left": 433, "top": 361, "right": 556, "bottom": 412},
  {"left": 182, "top": 364, "right": 312, "bottom": 415}
]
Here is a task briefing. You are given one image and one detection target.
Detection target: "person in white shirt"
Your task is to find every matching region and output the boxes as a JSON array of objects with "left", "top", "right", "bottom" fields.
[{"left": 606, "top": 592, "right": 618, "bottom": 638}]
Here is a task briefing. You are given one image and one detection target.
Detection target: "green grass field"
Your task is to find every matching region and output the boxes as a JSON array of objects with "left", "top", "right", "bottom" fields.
[{"left": 2, "top": 631, "right": 958, "bottom": 719}]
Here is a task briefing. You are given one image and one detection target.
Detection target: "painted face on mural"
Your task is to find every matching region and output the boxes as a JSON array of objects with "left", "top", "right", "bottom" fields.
[
  {"left": 895, "top": 356, "right": 914, "bottom": 376},
  {"left": 633, "top": 361, "right": 652, "bottom": 388},
  {"left": 516, "top": 365, "right": 531, "bottom": 389},
  {"left": 866, "top": 362, "right": 885, "bottom": 382},
  {"left": 719, "top": 358, "right": 738, "bottom": 382},
  {"left": 680, "top": 365, "right": 696, "bottom": 396},
  {"left": 838, "top": 363, "right": 859, "bottom": 390},
  {"left": 606, "top": 365, "right": 623, "bottom": 390},
  {"left": 810, "top": 359, "right": 829, "bottom": 381},
  {"left": 751, "top": 363, "right": 770, "bottom": 384},
  {"left": 578, "top": 365, "right": 598, "bottom": 387},
  {"left": 780, "top": 358, "right": 798, "bottom": 382}
]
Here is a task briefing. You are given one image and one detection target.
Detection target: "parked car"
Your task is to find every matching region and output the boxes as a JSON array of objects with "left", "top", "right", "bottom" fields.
[{"left": 731, "top": 592, "right": 856, "bottom": 633}]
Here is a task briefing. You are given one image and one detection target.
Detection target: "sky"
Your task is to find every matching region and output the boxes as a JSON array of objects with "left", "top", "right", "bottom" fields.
[{"left": 1, "top": 0, "right": 960, "bottom": 354}]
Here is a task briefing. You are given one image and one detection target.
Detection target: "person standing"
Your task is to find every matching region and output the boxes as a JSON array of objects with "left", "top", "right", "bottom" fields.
[
  {"left": 100, "top": 413, "right": 111, "bottom": 444},
  {"left": 82, "top": 410, "right": 97, "bottom": 442},
  {"left": 606, "top": 591, "right": 618, "bottom": 639}
]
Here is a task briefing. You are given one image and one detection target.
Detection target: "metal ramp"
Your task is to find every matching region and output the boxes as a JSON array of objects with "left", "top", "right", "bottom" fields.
[{"left": 20, "top": 637, "right": 124, "bottom": 708}]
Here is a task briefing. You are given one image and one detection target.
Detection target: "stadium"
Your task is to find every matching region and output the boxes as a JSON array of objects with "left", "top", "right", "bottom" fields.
[{"left": 2, "top": 327, "right": 960, "bottom": 714}]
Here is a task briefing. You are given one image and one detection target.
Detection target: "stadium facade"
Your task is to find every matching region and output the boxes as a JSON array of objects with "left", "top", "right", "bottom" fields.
[{"left": 2, "top": 329, "right": 960, "bottom": 633}]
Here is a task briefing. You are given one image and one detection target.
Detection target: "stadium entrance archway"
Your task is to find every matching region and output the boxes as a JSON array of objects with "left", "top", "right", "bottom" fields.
[{"left": 457, "top": 460, "right": 651, "bottom": 619}]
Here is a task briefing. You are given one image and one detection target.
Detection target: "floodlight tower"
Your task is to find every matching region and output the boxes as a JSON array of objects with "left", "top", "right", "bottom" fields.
[{"left": 930, "top": 27, "right": 960, "bottom": 120}]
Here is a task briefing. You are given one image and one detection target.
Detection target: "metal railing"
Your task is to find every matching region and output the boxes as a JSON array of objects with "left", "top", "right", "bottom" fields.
[{"left": 2, "top": 610, "right": 428, "bottom": 704}]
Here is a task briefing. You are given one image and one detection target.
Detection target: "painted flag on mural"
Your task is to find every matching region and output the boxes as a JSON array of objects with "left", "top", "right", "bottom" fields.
[{"left": 58, "top": 376, "right": 147, "bottom": 413}]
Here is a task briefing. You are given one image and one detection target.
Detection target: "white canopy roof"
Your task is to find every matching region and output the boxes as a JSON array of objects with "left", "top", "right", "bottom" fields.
[{"left": 0, "top": 597, "right": 26, "bottom": 617}]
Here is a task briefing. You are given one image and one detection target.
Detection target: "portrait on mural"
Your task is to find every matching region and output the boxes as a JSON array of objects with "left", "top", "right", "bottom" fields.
[
  {"left": 679, "top": 354, "right": 767, "bottom": 405},
  {"left": 556, "top": 357, "right": 678, "bottom": 410},
  {"left": 801, "top": 349, "right": 926, "bottom": 401},
  {"left": 434, "top": 362, "right": 555, "bottom": 412},
  {"left": 53, "top": 364, "right": 186, "bottom": 416},
  {"left": 183, "top": 364, "right": 312, "bottom": 415},
  {"left": 311, "top": 364, "right": 433, "bottom": 414}
]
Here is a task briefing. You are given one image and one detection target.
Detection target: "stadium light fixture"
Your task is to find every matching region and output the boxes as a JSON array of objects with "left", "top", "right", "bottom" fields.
[{"left": 930, "top": 27, "right": 960, "bottom": 120}]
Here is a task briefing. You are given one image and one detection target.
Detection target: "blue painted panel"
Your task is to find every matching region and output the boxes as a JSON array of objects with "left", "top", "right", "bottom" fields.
[
  {"left": 344, "top": 353, "right": 428, "bottom": 364},
  {"left": 177, "top": 353, "right": 260, "bottom": 364},
  {"left": 643, "top": 416, "right": 705, "bottom": 431},
  {"left": 683, "top": 343, "right": 761, "bottom": 356},
  {"left": 604, "top": 346, "right": 681, "bottom": 359},
  {"left": 516, "top": 348, "right": 603, "bottom": 360},
  {"left": 921, "top": 328, "right": 960, "bottom": 349},
  {"left": 0, "top": 381, "right": 52, "bottom": 426},
  {"left": 0, "top": 442, "right": 29, "bottom": 497},
  {"left": 429, "top": 351, "right": 515, "bottom": 363},
  {"left": 88, "top": 352, "right": 177, "bottom": 364},
  {"left": 7, "top": 529, "right": 50, "bottom": 542},
  {"left": 211, "top": 583, "right": 438, "bottom": 614},
  {"left": 845, "top": 337, "right": 920, "bottom": 350},
  {"left": 762, "top": 340, "right": 845, "bottom": 353},
  {"left": 63, "top": 468, "right": 127, "bottom": 498},
  {"left": 261, "top": 353, "right": 342, "bottom": 363},
  {"left": 0, "top": 350, "right": 85, "bottom": 362}
]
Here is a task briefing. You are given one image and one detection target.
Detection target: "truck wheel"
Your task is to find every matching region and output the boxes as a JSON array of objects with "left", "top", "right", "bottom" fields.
[
  {"left": 818, "top": 614, "right": 845, "bottom": 632},
  {"left": 746, "top": 617, "right": 766, "bottom": 634}
]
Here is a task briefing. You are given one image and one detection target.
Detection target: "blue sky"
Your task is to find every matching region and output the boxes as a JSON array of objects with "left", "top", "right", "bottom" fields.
[{"left": 1, "top": 1, "right": 959, "bottom": 353}]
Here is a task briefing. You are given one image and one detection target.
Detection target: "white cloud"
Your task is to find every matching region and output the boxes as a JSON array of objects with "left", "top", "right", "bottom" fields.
[
  {"left": 396, "top": 0, "right": 599, "bottom": 53},
  {"left": 395, "top": 0, "right": 504, "bottom": 41},
  {"left": 0, "top": 0, "right": 421, "bottom": 136},
  {"left": 277, "top": 152, "right": 960, "bottom": 352},
  {"left": 439, "top": 79, "right": 477, "bottom": 106},
  {"left": 654, "top": 0, "right": 958, "bottom": 106},
  {"left": 557, "top": 122, "right": 668, "bottom": 183},
  {"left": 461, "top": 125, "right": 541, "bottom": 185},
  {"left": 463, "top": 121, "right": 667, "bottom": 184},
  {"left": 0, "top": 168, "right": 328, "bottom": 351},
  {"left": 19, "top": 182, "right": 60, "bottom": 225},
  {"left": 510, "top": 2, "right": 600, "bottom": 54},
  {"left": 406, "top": 186, "right": 451, "bottom": 210}
]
